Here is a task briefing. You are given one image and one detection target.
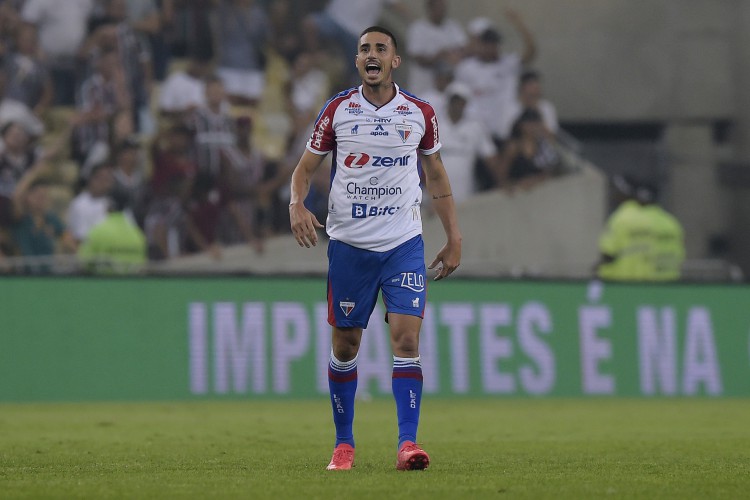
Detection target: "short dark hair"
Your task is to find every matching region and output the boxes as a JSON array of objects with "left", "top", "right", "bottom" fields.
[
  {"left": 520, "top": 70, "right": 541, "bottom": 87},
  {"left": 359, "top": 26, "right": 398, "bottom": 50},
  {"left": 478, "top": 27, "right": 502, "bottom": 44}
]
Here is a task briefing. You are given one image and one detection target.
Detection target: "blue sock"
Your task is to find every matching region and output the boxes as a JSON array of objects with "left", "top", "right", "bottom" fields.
[
  {"left": 328, "top": 351, "right": 357, "bottom": 447},
  {"left": 392, "top": 355, "right": 423, "bottom": 449}
]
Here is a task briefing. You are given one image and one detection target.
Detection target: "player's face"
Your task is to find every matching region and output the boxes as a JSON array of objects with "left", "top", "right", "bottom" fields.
[{"left": 355, "top": 32, "right": 401, "bottom": 86}]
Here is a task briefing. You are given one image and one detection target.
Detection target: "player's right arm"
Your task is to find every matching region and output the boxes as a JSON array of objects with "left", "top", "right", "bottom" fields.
[{"left": 289, "top": 149, "right": 326, "bottom": 248}]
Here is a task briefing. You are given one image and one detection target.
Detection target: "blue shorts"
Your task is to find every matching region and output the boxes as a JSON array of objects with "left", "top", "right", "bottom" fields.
[{"left": 327, "top": 235, "right": 427, "bottom": 328}]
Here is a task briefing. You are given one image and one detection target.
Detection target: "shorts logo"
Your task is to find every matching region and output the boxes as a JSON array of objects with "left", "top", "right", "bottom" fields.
[
  {"left": 395, "top": 124, "right": 412, "bottom": 143},
  {"left": 412, "top": 297, "right": 420, "bottom": 308},
  {"left": 340, "top": 301, "right": 355, "bottom": 316},
  {"left": 344, "top": 152, "right": 370, "bottom": 168},
  {"left": 400, "top": 272, "right": 425, "bottom": 292},
  {"left": 352, "top": 203, "right": 400, "bottom": 218}
]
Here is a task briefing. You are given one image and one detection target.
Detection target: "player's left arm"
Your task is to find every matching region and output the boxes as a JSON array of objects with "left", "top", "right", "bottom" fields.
[{"left": 420, "top": 150, "right": 462, "bottom": 280}]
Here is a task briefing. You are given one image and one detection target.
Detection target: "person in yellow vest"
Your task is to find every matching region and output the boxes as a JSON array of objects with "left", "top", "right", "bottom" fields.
[
  {"left": 597, "top": 175, "right": 685, "bottom": 281},
  {"left": 78, "top": 190, "right": 147, "bottom": 274}
]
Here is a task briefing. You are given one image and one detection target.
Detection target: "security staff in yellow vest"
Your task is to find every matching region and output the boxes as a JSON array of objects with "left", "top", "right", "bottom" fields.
[
  {"left": 78, "top": 190, "right": 147, "bottom": 274},
  {"left": 597, "top": 175, "right": 685, "bottom": 281}
]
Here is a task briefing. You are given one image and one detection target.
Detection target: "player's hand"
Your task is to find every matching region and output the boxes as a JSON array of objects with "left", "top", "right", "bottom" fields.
[
  {"left": 429, "top": 239, "right": 461, "bottom": 281},
  {"left": 289, "top": 202, "right": 324, "bottom": 248}
]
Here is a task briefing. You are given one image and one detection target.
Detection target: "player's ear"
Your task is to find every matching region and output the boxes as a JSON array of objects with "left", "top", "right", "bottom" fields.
[{"left": 392, "top": 54, "right": 401, "bottom": 69}]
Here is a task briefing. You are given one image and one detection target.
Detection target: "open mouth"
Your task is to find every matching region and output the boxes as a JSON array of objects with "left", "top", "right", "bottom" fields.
[{"left": 365, "top": 62, "right": 381, "bottom": 76}]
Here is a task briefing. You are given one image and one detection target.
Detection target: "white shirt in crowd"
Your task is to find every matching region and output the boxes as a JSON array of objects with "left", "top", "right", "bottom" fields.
[
  {"left": 68, "top": 191, "right": 109, "bottom": 242},
  {"left": 438, "top": 115, "right": 497, "bottom": 205},
  {"left": 159, "top": 72, "right": 206, "bottom": 114},
  {"left": 22, "top": 0, "right": 94, "bottom": 59},
  {"left": 405, "top": 18, "right": 467, "bottom": 95},
  {"left": 455, "top": 53, "right": 522, "bottom": 139}
]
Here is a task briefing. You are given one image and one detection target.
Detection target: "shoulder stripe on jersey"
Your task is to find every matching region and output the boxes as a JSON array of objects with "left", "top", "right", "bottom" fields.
[
  {"left": 312, "top": 87, "right": 359, "bottom": 123},
  {"left": 398, "top": 88, "right": 431, "bottom": 105}
]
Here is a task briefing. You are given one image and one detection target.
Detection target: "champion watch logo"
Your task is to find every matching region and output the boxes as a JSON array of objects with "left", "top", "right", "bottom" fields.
[
  {"left": 395, "top": 124, "right": 412, "bottom": 143},
  {"left": 340, "top": 301, "right": 355, "bottom": 316}
]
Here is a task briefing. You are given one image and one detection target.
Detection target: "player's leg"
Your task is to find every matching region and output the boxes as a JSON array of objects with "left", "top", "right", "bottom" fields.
[
  {"left": 328, "top": 326, "right": 362, "bottom": 449},
  {"left": 389, "top": 313, "right": 425, "bottom": 449},
  {"left": 326, "top": 325, "right": 361, "bottom": 470},
  {"left": 380, "top": 236, "right": 430, "bottom": 470},
  {"left": 390, "top": 314, "right": 430, "bottom": 470},
  {"left": 325, "top": 239, "right": 379, "bottom": 470}
]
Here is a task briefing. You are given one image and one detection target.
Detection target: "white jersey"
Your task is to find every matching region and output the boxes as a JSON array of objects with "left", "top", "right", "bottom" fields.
[{"left": 306, "top": 84, "right": 441, "bottom": 252}]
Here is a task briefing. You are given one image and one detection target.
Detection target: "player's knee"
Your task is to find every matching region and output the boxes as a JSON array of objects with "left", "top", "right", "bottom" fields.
[
  {"left": 332, "top": 328, "right": 361, "bottom": 361},
  {"left": 392, "top": 332, "right": 419, "bottom": 358}
]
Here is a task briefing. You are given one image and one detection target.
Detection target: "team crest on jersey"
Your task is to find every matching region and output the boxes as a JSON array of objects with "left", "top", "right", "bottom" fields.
[
  {"left": 395, "top": 124, "right": 412, "bottom": 143},
  {"left": 340, "top": 301, "right": 355, "bottom": 316}
]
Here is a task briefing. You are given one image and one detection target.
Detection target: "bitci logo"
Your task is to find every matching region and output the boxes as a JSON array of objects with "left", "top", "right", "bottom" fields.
[
  {"left": 352, "top": 203, "right": 400, "bottom": 218},
  {"left": 344, "top": 152, "right": 370, "bottom": 168}
]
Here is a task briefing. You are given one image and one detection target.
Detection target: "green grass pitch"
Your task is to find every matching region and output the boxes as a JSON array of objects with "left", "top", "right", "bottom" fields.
[{"left": 1, "top": 399, "right": 749, "bottom": 499}]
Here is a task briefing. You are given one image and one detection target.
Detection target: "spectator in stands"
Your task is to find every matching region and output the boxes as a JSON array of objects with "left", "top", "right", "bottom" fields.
[
  {"left": 3, "top": 23, "right": 53, "bottom": 119},
  {"left": 21, "top": 0, "right": 95, "bottom": 106},
  {"left": 405, "top": 0, "right": 466, "bottom": 95},
  {"left": 498, "top": 109, "right": 561, "bottom": 190},
  {"left": 597, "top": 175, "right": 685, "bottom": 282},
  {"left": 77, "top": 188, "right": 147, "bottom": 273},
  {"left": 287, "top": 50, "right": 330, "bottom": 142},
  {"left": 267, "top": 0, "right": 301, "bottom": 64},
  {"left": 186, "top": 75, "right": 235, "bottom": 179},
  {"left": 302, "top": 0, "right": 411, "bottom": 86},
  {"left": 0, "top": 121, "right": 38, "bottom": 233},
  {"left": 500, "top": 70, "right": 559, "bottom": 140},
  {"left": 10, "top": 165, "right": 77, "bottom": 273},
  {"left": 465, "top": 16, "right": 492, "bottom": 57},
  {"left": 0, "top": 2, "right": 23, "bottom": 59},
  {"left": 185, "top": 171, "right": 223, "bottom": 259},
  {"left": 167, "top": 0, "right": 216, "bottom": 61},
  {"left": 219, "top": 115, "right": 267, "bottom": 249},
  {"left": 110, "top": 135, "right": 147, "bottom": 224},
  {"left": 120, "top": 0, "right": 168, "bottom": 80},
  {"left": 144, "top": 124, "right": 196, "bottom": 259},
  {"left": 68, "top": 162, "right": 115, "bottom": 243},
  {"left": 1, "top": 116, "right": 77, "bottom": 227},
  {"left": 82, "top": 0, "right": 153, "bottom": 133},
  {"left": 455, "top": 9, "right": 537, "bottom": 143},
  {"left": 419, "top": 61, "right": 455, "bottom": 125},
  {"left": 0, "top": 121, "right": 41, "bottom": 203},
  {"left": 158, "top": 55, "right": 211, "bottom": 119},
  {"left": 215, "top": 0, "right": 270, "bottom": 107},
  {"left": 74, "top": 48, "right": 132, "bottom": 174},
  {"left": 436, "top": 82, "right": 501, "bottom": 204}
]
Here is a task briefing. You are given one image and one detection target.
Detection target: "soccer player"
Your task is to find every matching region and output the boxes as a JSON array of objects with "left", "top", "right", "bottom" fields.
[{"left": 289, "top": 26, "right": 462, "bottom": 471}]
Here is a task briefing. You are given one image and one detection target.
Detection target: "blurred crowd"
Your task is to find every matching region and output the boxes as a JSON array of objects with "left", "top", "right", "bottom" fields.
[{"left": 0, "top": 0, "right": 573, "bottom": 274}]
